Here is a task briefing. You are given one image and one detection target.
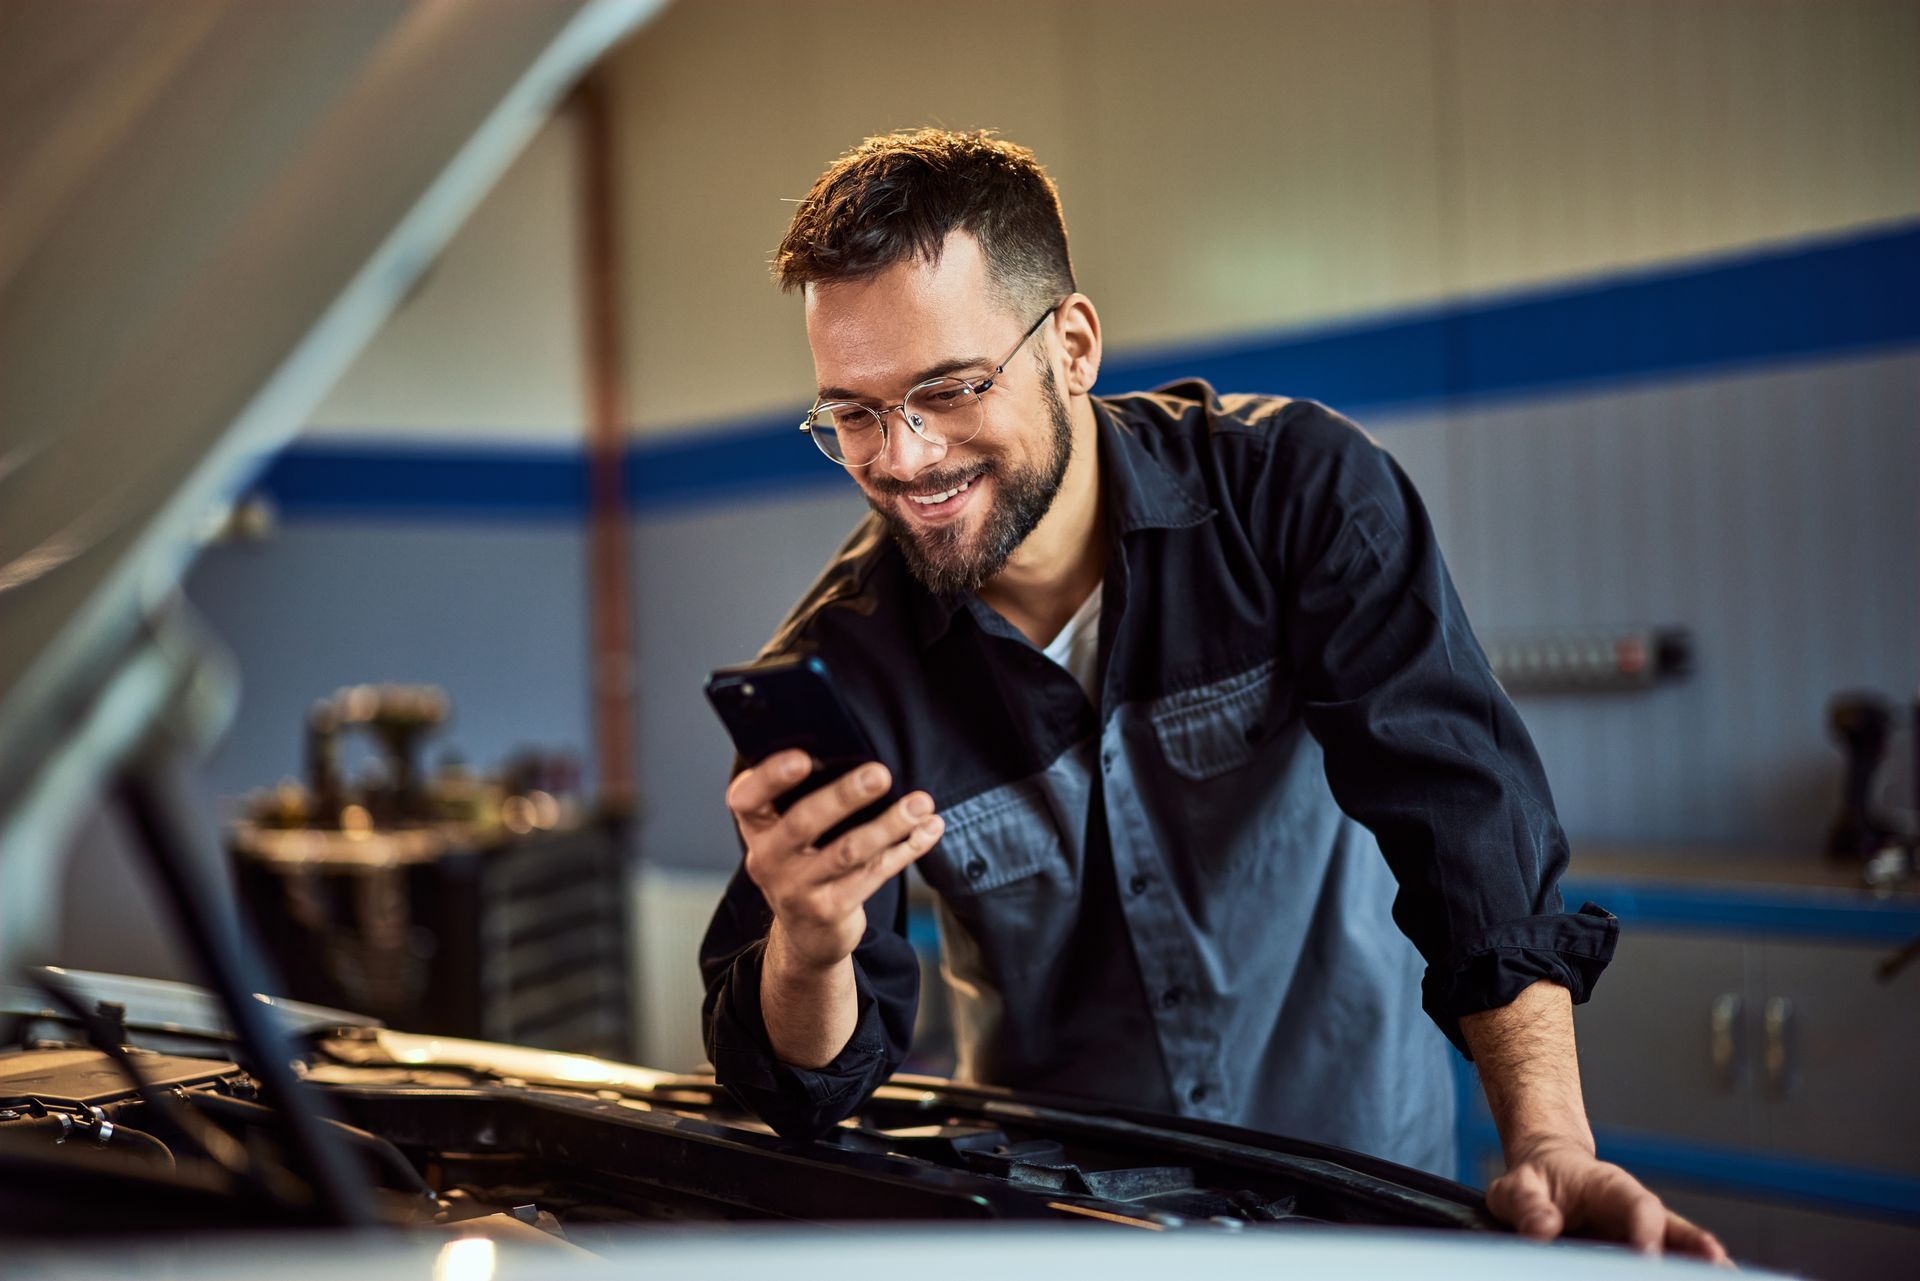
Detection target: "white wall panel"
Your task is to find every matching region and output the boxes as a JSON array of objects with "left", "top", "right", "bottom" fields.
[
  {"left": 1389, "top": 351, "right": 1920, "bottom": 851},
  {"left": 632, "top": 863, "right": 731, "bottom": 1069},
  {"left": 627, "top": 484, "right": 872, "bottom": 867}
]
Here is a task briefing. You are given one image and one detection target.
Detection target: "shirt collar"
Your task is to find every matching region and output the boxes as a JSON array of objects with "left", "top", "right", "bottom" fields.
[
  {"left": 908, "top": 396, "right": 1216, "bottom": 646},
  {"left": 1094, "top": 395, "right": 1217, "bottom": 536}
]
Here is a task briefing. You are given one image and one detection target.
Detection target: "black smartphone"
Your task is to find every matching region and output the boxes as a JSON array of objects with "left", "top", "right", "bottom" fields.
[{"left": 704, "top": 654, "right": 898, "bottom": 845}]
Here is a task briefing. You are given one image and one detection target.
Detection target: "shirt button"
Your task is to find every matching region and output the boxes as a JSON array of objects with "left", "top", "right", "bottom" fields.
[
  {"left": 965, "top": 856, "right": 988, "bottom": 880},
  {"left": 1188, "top": 1083, "right": 1210, "bottom": 1104},
  {"left": 1128, "top": 873, "right": 1150, "bottom": 895},
  {"left": 1159, "top": 986, "right": 1184, "bottom": 1009},
  {"left": 1101, "top": 749, "right": 1116, "bottom": 769}
]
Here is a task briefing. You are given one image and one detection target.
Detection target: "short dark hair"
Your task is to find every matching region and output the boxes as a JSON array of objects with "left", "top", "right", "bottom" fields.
[{"left": 773, "top": 129, "right": 1075, "bottom": 316}]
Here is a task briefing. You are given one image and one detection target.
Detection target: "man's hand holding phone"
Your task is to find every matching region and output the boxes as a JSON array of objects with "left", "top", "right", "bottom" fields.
[
  {"left": 724, "top": 749, "right": 942, "bottom": 1067},
  {"left": 727, "top": 749, "right": 943, "bottom": 964}
]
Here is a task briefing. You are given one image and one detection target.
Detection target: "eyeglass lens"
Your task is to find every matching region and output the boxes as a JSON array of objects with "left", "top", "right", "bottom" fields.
[{"left": 807, "top": 379, "right": 985, "bottom": 466}]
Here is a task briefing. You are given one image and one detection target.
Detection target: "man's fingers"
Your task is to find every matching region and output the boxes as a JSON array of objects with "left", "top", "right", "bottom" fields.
[
  {"left": 846, "top": 817, "right": 945, "bottom": 898},
  {"left": 812, "top": 793, "right": 939, "bottom": 881},
  {"left": 788, "top": 816, "right": 943, "bottom": 933},
  {"left": 1666, "top": 1214, "right": 1733, "bottom": 1267},
  {"left": 1623, "top": 1190, "right": 1667, "bottom": 1255},
  {"left": 1487, "top": 1165, "right": 1562, "bottom": 1240},
  {"left": 1489, "top": 1151, "right": 1728, "bottom": 1263},
  {"left": 725, "top": 750, "right": 814, "bottom": 829},
  {"left": 776, "top": 761, "right": 893, "bottom": 849}
]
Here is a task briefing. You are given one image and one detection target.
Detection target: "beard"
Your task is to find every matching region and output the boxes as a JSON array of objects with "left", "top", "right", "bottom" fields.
[{"left": 867, "top": 362, "right": 1074, "bottom": 596}]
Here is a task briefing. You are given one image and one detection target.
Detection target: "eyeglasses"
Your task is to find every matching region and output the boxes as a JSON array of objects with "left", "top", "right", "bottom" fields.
[{"left": 800, "top": 301, "right": 1063, "bottom": 468}]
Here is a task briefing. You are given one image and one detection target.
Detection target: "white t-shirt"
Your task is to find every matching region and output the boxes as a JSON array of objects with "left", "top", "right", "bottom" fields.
[{"left": 1040, "top": 582, "right": 1103, "bottom": 706}]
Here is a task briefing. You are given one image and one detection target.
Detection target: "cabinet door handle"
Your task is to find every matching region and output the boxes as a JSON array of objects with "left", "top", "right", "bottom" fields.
[
  {"left": 1710, "top": 992, "right": 1743, "bottom": 1091},
  {"left": 1763, "top": 996, "right": 1795, "bottom": 1097}
]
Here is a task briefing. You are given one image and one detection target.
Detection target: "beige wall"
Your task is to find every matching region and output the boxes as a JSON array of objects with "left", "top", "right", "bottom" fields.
[
  {"left": 603, "top": 0, "right": 1919, "bottom": 436},
  {"left": 303, "top": 0, "right": 1919, "bottom": 443},
  {"left": 303, "top": 115, "right": 590, "bottom": 443},
  {"left": 1442, "top": 0, "right": 1920, "bottom": 291}
]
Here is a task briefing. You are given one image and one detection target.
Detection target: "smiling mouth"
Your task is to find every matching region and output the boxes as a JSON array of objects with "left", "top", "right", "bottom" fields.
[{"left": 908, "top": 479, "right": 973, "bottom": 506}]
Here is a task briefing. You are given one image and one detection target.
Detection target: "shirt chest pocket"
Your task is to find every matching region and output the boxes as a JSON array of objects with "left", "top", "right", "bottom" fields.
[
  {"left": 918, "top": 777, "right": 1073, "bottom": 901},
  {"left": 1149, "top": 659, "right": 1280, "bottom": 781}
]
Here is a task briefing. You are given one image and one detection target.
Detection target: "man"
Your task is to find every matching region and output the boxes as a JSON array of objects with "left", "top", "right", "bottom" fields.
[{"left": 700, "top": 129, "right": 1725, "bottom": 1261}]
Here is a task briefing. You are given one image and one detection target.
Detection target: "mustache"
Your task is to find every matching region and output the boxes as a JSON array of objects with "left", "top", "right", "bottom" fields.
[{"left": 864, "top": 462, "right": 991, "bottom": 498}]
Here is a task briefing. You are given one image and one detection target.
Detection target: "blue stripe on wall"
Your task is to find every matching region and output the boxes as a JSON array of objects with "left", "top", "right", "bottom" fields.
[
  {"left": 261, "top": 221, "right": 1920, "bottom": 517},
  {"left": 1563, "top": 877, "right": 1920, "bottom": 945},
  {"left": 620, "top": 412, "right": 814, "bottom": 513},
  {"left": 1116, "top": 219, "right": 1920, "bottom": 417},
  {"left": 263, "top": 442, "right": 588, "bottom": 517}
]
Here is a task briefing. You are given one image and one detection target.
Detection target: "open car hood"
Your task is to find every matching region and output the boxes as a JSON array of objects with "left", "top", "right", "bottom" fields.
[{"left": 0, "top": 0, "right": 659, "bottom": 976}]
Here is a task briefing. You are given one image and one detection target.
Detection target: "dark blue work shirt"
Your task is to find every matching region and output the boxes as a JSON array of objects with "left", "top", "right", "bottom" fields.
[{"left": 700, "top": 383, "right": 1617, "bottom": 1174}]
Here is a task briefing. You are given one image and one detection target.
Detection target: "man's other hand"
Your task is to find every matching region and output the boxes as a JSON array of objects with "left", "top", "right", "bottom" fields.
[
  {"left": 1460, "top": 981, "right": 1732, "bottom": 1266},
  {"left": 1486, "top": 1136, "right": 1731, "bottom": 1265}
]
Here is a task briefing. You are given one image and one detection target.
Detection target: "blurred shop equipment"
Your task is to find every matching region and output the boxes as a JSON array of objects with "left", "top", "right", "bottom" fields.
[
  {"left": 229, "top": 685, "right": 631, "bottom": 1059},
  {"left": 1825, "top": 691, "right": 1899, "bottom": 862},
  {"left": 1824, "top": 692, "right": 1920, "bottom": 947},
  {"left": 1482, "top": 625, "right": 1692, "bottom": 695}
]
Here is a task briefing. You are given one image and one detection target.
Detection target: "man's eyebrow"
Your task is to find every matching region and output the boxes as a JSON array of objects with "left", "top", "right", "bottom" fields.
[{"left": 816, "top": 354, "right": 990, "bottom": 402}]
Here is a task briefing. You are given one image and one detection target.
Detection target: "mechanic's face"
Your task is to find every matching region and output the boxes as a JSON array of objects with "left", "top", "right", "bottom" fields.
[{"left": 804, "top": 233, "right": 1072, "bottom": 595}]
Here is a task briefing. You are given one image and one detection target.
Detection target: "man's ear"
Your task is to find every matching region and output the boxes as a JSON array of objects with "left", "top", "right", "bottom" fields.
[{"left": 1057, "top": 293, "right": 1102, "bottom": 397}]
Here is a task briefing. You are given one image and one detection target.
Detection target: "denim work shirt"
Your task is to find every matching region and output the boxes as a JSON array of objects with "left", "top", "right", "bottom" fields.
[{"left": 699, "top": 383, "right": 1617, "bottom": 1174}]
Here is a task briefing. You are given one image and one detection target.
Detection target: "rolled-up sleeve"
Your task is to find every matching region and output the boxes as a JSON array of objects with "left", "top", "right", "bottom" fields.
[
  {"left": 1273, "top": 409, "right": 1617, "bottom": 1056},
  {"left": 698, "top": 862, "right": 919, "bottom": 1139}
]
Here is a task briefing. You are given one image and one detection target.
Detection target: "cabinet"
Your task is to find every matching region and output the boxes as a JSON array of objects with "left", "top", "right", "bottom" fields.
[
  {"left": 1570, "top": 929, "right": 1759, "bottom": 1148},
  {"left": 1584, "top": 929, "right": 1920, "bottom": 1276},
  {"left": 1575, "top": 928, "right": 1920, "bottom": 1175},
  {"left": 1762, "top": 938, "right": 1920, "bottom": 1175}
]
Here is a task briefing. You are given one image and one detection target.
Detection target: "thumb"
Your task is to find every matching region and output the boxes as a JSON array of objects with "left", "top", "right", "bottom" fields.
[{"left": 1488, "top": 1163, "right": 1564, "bottom": 1240}]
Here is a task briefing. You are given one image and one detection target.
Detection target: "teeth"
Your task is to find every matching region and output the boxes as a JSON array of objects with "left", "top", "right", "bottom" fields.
[{"left": 909, "top": 479, "right": 971, "bottom": 506}]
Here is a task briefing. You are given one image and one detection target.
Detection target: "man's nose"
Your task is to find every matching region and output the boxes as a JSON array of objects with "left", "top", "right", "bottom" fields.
[{"left": 876, "top": 408, "right": 947, "bottom": 481}]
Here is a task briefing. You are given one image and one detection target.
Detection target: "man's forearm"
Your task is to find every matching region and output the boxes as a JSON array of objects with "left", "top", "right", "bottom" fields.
[
  {"left": 1458, "top": 978, "right": 1595, "bottom": 1162},
  {"left": 759, "top": 920, "right": 859, "bottom": 1068}
]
